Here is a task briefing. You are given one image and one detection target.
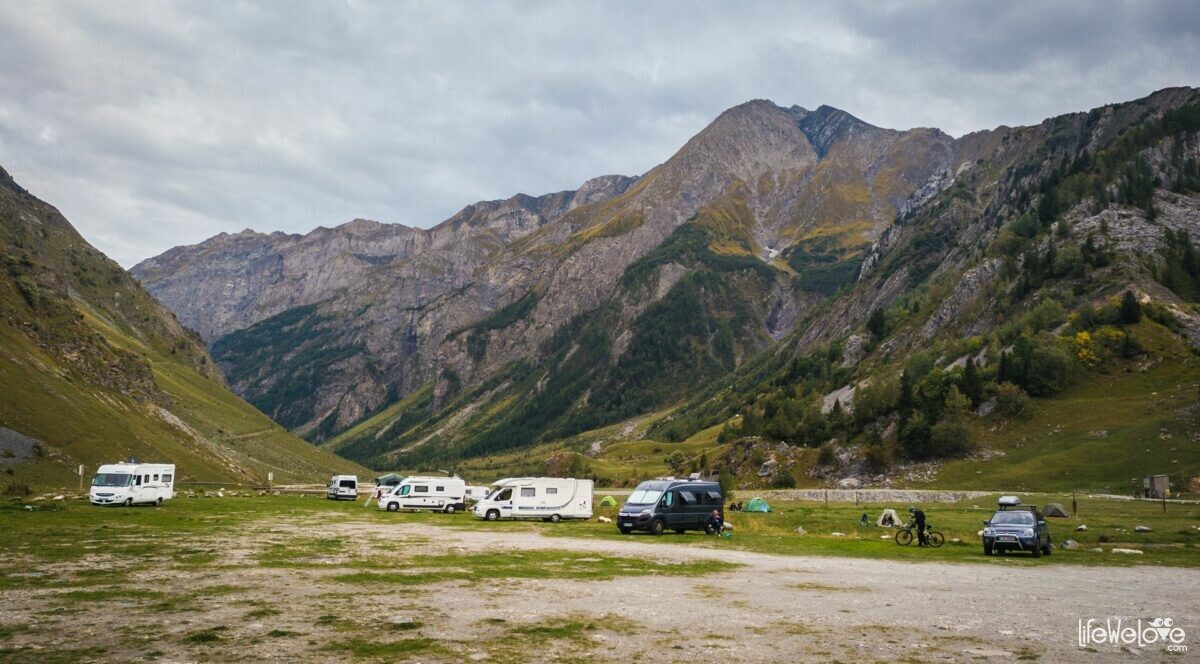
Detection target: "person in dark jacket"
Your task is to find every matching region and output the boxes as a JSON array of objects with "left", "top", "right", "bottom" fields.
[
  {"left": 909, "top": 506, "right": 928, "bottom": 546},
  {"left": 705, "top": 509, "right": 724, "bottom": 535}
]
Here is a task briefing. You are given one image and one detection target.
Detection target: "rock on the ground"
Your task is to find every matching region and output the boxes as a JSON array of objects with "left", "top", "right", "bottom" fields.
[
  {"left": 793, "top": 526, "right": 806, "bottom": 535},
  {"left": 1112, "top": 548, "right": 1144, "bottom": 555},
  {"left": 1075, "top": 525, "right": 1088, "bottom": 531},
  {"left": 830, "top": 532, "right": 845, "bottom": 537},
  {"left": 836, "top": 477, "right": 861, "bottom": 489},
  {"left": 1135, "top": 525, "right": 1152, "bottom": 532},
  {"left": 1061, "top": 539, "right": 1080, "bottom": 550}
]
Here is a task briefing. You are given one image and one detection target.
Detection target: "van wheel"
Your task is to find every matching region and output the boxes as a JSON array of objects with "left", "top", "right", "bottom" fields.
[
  {"left": 983, "top": 543, "right": 993, "bottom": 556},
  {"left": 387, "top": 502, "right": 399, "bottom": 512},
  {"left": 444, "top": 505, "right": 456, "bottom": 514},
  {"left": 549, "top": 514, "right": 561, "bottom": 523},
  {"left": 156, "top": 497, "right": 163, "bottom": 506},
  {"left": 1031, "top": 544, "right": 1042, "bottom": 558},
  {"left": 486, "top": 510, "right": 500, "bottom": 521},
  {"left": 650, "top": 519, "right": 665, "bottom": 536},
  {"left": 124, "top": 498, "right": 132, "bottom": 507},
  {"left": 619, "top": 526, "right": 632, "bottom": 534}
]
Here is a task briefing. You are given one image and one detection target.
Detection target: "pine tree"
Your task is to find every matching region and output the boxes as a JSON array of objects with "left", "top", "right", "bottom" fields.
[
  {"left": 961, "top": 358, "right": 983, "bottom": 408},
  {"left": 1118, "top": 290, "right": 1142, "bottom": 325}
]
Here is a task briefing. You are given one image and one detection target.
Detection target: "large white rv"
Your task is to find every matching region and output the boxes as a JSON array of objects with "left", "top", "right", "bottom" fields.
[
  {"left": 472, "top": 477, "right": 593, "bottom": 522},
  {"left": 377, "top": 476, "right": 466, "bottom": 513},
  {"left": 89, "top": 463, "right": 175, "bottom": 506}
]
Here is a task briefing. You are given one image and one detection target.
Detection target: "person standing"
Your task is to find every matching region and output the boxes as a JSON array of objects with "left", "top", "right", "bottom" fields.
[{"left": 909, "top": 506, "right": 928, "bottom": 546}]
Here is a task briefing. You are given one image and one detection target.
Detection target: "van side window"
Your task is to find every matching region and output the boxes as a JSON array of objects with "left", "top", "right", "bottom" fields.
[
  {"left": 400, "top": 485, "right": 411, "bottom": 496},
  {"left": 546, "top": 487, "right": 558, "bottom": 495},
  {"left": 520, "top": 487, "right": 536, "bottom": 497},
  {"left": 497, "top": 488, "right": 512, "bottom": 501},
  {"left": 662, "top": 491, "right": 674, "bottom": 507},
  {"left": 135, "top": 475, "right": 143, "bottom": 486},
  {"left": 679, "top": 491, "right": 697, "bottom": 505},
  {"left": 707, "top": 491, "right": 722, "bottom": 502},
  {"left": 415, "top": 485, "right": 429, "bottom": 493}
]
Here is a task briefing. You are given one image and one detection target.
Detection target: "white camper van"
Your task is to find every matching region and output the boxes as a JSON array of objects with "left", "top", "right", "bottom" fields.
[
  {"left": 327, "top": 475, "right": 359, "bottom": 500},
  {"left": 377, "top": 476, "right": 466, "bottom": 513},
  {"left": 472, "top": 477, "right": 593, "bottom": 522},
  {"left": 89, "top": 463, "right": 175, "bottom": 506}
]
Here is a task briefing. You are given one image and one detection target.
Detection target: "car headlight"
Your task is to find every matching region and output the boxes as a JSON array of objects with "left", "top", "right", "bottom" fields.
[
  {"left": 1021, "top": 528, "right": 1034, "bottom": 537},
  {"left": 983, "top": 527, "right": 995, "bottom": 536}
]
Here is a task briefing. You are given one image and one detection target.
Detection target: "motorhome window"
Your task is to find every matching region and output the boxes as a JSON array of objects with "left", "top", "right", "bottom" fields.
[
  {"left": 520, "top": 487, "right": 536, "bottom": 497},
  {"left": 135, "top": 475, "right": 143, "bottom": 486},
  {"left": 153, "top": 474, "right": 159, "bottom": 482},
  {"left": 679, "top": 491, "right": 697, "bottom": 505},
  {"left": 162, "top": 474, "right": 173, "bottom": 484},
  {"left": 435, "top": 486, "right": 444, "bottom": 492},
  {"left": 415, "top": 485, "right": 429, "bottom": 493},
  {"left": 496, "top": 488, "right": 512, "bottom": 501},
  {"left": 92, "top": 473, "right": 132, "bottom": 487},
  {"left": 400, "top": 485, "right": 411, "bottom": 496},
  {"left": 339, "top": 480, "right": 355, "bottom": 488},
  {"left": 627, "top": 490, "right": 662, "bottom": 505},
  {"left": 546, "top": 487, "right": 558, "bottom": 495}
]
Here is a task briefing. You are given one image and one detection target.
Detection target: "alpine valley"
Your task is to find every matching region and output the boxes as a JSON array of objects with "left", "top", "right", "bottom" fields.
[{"left": 9, "top": 87, "right": 1200, "bottom": 492}]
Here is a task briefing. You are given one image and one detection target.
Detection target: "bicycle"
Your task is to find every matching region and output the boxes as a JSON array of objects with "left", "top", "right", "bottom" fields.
[{"left": 894, "top": 520, "right": 945, "bottom": 547}]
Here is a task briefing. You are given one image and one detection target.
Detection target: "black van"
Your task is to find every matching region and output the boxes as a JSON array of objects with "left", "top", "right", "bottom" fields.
[{"left": 617, "top": 479, "right": 723, "bottom": 535}]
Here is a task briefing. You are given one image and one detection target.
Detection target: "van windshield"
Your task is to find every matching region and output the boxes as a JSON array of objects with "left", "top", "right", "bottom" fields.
[
  {"left": 627, "top": 489, "right": 662, "bottom": 505},
  {"left": 339, "top": 480, "right": 356, "bottom": 488},
  {"left": 92, "top": 473, "right": 132, "bottom": 487}
]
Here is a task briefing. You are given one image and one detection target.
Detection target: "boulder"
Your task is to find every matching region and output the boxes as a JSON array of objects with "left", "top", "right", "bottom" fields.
[
  {"left": 1134, "top": 525, "right": 1152, "bottom": 532},
  {"left": 1075, "top": 525, "right": 1088, "bottom": 532},
  {"left": 793, "top": 526, "right": 806, "bottom": 535},
  {"left": 52, "top": 495, "right": 64, "bottom": 501},
  {"left": 836, "top": 477, "right": 861, "bottom": 490},
  {"left": 1088, "top": 548, "right": 1104, "bottom": 553},
  {"left": 830, "top": 532, "right": 845, "bottom": 537},
  {"left": 1060, "top": 539, "right": 1080, "bottom": 550}
]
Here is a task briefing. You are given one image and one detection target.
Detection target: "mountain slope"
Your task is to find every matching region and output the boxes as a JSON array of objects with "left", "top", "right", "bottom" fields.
[
  {"left": 0, "top": 166, "right": 367, "bottom": 490},
  {"left": 136, "top": 102, "right": 956, "bottom": 453}
]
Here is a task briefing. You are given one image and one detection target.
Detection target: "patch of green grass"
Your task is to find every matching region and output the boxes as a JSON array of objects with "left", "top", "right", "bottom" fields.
[
  {"left": 331, "top": 550, "right": 737, "bottom": 586},
  {"left": 61, "top": 587, "right": 164, "bottom": 602},
  {"left": 325, "top": 637, "right": 443, "bottom": 658},
  {"left": 267, "top": 629, "right": 300, "bottom": 638},
  {"left": 182, "top": 626, "right": 228, "bottom": 644}
]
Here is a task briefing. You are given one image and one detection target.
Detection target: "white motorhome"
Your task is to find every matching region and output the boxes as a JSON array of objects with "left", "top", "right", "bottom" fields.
[
  {"left": 465, "top": 485, "right": 491, "bottom": 502},
  {"left": 327, "top": 475, "right": 359, "bottom": 500},
  {"left": 89, "top": 463, "right": 175, "bottom": 506},
  {"left": 472, "top": 477, "right": 593, "bottom": 522},
  {"left": 377, "top": 476, "right": 466, "bottom": 513}
]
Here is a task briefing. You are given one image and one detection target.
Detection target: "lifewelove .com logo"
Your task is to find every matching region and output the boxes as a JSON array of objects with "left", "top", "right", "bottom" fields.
[{"left": 1078, "top": 618, "right": 1188, "bottom": 652}]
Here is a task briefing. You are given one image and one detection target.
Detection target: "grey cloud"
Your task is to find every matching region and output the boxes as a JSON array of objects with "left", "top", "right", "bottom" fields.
[{"left": 0, "top": 0, "right": 1196, "bottom": 266}]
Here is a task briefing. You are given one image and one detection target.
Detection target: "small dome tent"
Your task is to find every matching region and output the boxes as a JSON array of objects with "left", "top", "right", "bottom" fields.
[
  {"left": 1043, "top": 503, "right": 1070, "bottom": 517},
  {"left": 743, "top": 497, "right": 771, "bottom": 512},
  {"left": 599, "top": 495, "right": 618, "bottom": 507}
]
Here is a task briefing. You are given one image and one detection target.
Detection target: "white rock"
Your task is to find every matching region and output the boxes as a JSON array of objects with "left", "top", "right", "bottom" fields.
[
  {"left": 1111, "top": 548, "right": 1144, "bottom": 555},
  {"left": 830, "top": 532, "right": 845, "bottom": 537},
  {"left": 52, "top": 495, "right": 64, "bottom": 501},
  {"left": 597, "top": 516, "right": 612, "bottom": 524},
  {"left": 1088, "top": 548, "right": 1103, "bottom": 553},
  {"left": 793, "top": 526, "right": 806, "bottom": 535},
  {"left": 1134, "top": 525, "right": 1151, "bottom": 532},
  {"left": 1075, "top": 525, "right": 1088, "bottom": 531}
]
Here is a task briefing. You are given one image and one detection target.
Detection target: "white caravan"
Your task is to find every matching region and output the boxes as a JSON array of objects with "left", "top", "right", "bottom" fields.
[
  {"left": 377, "top": 476, "right": 466, "bottom": 513},
  {"left": 327, "top": 475, "right": 359, "bottom": 500},
  {"left": 465, "top": 485, "right": 491, "bottom": 502},
  {"left": 89, "top": 463, "right": 175, "bottom": 506},
  {"left": 473, "top": 477, "right": 593, "bottom": 522}
]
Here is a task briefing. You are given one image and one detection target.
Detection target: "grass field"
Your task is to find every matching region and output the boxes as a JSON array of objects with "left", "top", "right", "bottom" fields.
[{"left": 1, "top": 493, "right": 1198, "bottom": 661}]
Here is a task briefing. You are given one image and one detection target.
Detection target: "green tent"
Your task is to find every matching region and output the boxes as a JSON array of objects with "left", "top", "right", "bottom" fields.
[
  {"left": 744, "top": 497, "right": 770, "bottom": 512},
  {"left": 599, "top": 495, "right": 618, "bottom": 506}
]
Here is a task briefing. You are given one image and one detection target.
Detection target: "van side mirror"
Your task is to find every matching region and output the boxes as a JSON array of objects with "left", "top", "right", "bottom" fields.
[
  {"left": 982, "top": 520, "right": 990, "bottom": 527},
  {"left": 1038, "top": 520, "right": 1046, "bottom": 526}
]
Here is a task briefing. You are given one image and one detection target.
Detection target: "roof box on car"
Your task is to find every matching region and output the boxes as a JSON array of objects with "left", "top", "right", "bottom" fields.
[{"left": 998, "top": 495, "right": 1022, "bottom": 509}]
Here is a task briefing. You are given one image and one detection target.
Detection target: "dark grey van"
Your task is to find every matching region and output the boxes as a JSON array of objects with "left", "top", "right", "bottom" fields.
[{"left": 617, "top": 479, "right": 723, "bottom": 535}]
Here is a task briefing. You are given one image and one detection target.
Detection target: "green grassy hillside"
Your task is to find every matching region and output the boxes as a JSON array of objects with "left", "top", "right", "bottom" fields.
[{"left": 0, "top": 166, "right": 367, "bottom": 492}]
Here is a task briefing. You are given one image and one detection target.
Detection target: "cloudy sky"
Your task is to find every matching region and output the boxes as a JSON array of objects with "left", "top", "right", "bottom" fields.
[{"left": 1, "top": 1, "right": 1197, "bottom": 266}]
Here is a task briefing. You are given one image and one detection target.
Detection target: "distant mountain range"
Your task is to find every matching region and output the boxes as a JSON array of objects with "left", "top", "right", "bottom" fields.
[{"left": 6, "top": 86, "right": 1199, "bottom": 491}]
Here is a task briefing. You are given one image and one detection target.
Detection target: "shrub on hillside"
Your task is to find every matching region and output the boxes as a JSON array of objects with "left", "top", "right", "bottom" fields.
[{"left": 993, "top": 382, "right": 1030, "bottom": 417}]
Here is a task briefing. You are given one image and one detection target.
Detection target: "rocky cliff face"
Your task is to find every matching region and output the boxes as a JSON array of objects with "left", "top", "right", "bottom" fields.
[{"left": 132, "top": 88, "right": 1200, "bottom": 470}]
